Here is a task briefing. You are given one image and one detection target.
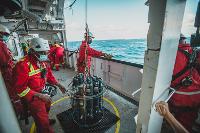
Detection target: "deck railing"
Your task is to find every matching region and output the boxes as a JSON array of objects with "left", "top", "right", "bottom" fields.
[{"left": 65, "top": 50, "right": 143, "bottom": 103}]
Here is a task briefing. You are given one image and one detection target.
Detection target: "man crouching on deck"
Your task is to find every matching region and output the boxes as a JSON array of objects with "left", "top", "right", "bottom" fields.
[{"left": 13, "top": 38, "right": 67, "bottom": 133}]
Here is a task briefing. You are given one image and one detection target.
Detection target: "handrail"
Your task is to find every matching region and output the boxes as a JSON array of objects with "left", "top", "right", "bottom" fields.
[
  {"left": 65, "top": 49, "right": 144, "bottom": 68},
  {"left": 152, "top": 87, "right": 176, "bottom": 110},
  {"left": 132, "top": 88, "right": 142, "bottom": 97},
  {"left": 67, "top": 50, "right": 79, "bottom": 57},
  {"left": 164, "top": 88, "right": 176, "bottom": 102},
  {"left": 95, "top": 57, "right": 144, "bottom": 68}
]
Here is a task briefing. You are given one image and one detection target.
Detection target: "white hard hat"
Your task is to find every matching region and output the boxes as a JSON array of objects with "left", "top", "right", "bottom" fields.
[
  {"left": 30, "top": 38, "right": 50, "bottom": 52},
  {"left": 0, "top": 24, "right": 10, "bottom": 35},
  {"left": 88, "top": 32, "right": 95, "bottom": 38},
  {"left": 180, "top": 33, "right": 186, "bottom": 39},
  {"left": 84, "top": 32, "right": 95, "bottom": 38}
]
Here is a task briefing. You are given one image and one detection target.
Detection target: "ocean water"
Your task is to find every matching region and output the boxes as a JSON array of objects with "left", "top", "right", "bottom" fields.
[{"left": 67, "top": 39, "right": 147, "bottom": 65}]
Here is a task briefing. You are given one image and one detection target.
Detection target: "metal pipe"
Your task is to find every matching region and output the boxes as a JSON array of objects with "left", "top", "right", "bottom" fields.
[
  {"left": 132, "top": 88, "right": 142, "bottom": 97},
  {"left": 0, "top": 72, "right": 21, "bottom": 133},
  {"left": 164, "top": 88, "right": 176, "bottom": 102},
  {"left": 152, "top": 87, "right": 176, "bottom": 110}
]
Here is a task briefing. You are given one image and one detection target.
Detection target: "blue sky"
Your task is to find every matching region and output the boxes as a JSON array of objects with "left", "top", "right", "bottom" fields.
[{"left": 64, "top": 0, "right": 198, "bottom": 41}]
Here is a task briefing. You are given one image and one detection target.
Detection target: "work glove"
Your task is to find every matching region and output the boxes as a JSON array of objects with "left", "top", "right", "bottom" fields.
[
  {"left": 104, "top": 53, "right": 113, "bottom": 59},
  {"left": 35, "top": 93, "right": 52, "bottom": 103}
]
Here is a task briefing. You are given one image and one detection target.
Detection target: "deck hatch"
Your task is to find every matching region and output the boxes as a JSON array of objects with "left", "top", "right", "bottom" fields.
[{"left": 57, "top": 107, "right": 120, "bottom": 133}]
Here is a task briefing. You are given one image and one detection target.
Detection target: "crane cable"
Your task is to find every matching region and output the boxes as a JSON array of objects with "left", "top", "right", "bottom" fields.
[
  {"left": 64, "top": 0, "right": 78, "bottom": 15},
  {"left": 69, "top": 0, "right": 77, "bottom": 8},
  {"left": 85, "top": 0, "right": 88, "bottom": 26},
  {"left": 84, "top": 0, "right": 89, "bottom": 77},
  {"left": 82, "top": 0, "right": 89, "bottom": 95}
]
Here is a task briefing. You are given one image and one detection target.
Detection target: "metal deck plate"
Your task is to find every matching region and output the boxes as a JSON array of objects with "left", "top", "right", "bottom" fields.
[{"left": 57, "top": 107, "right": 120, "bottom": 133}]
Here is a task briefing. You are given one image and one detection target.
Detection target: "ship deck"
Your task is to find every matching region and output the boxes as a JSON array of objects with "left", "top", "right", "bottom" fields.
[{"left": 19, "top": 68, "right": 138, "bottom": 133}]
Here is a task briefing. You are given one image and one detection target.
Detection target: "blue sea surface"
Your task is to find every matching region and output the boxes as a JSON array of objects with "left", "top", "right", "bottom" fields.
[{"left": 67, "top": 39, "right": 147, "bottom": 65}]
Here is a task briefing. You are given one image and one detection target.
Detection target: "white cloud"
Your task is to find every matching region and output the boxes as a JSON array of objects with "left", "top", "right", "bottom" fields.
[
  {"left": 65, "top": 22, "right": 149, "bottom": 41},
  {"left": 181, "top": 12, "right": 196, "bottom": 36},
  {"left": 63, "top": 0, "right": 149, "bottom": 41},
  {"left": 91, "top": 23, "right": 149, "bottom": 40}
]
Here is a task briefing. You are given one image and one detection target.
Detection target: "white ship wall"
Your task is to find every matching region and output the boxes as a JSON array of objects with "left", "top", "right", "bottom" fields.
[{"left": 66, "top": 51, "right": 143, "bottom": 102}]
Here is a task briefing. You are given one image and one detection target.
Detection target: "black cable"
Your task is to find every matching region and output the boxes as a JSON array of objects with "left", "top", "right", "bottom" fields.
[
  {"left": 64, "top": 0, "right": 78, "bottom": 9},
  {"left": 69, "top": 0, "right": 77, "bottom": 8},
  {"left": 11, "top": 18, "right": 27, "bottom": 33}
]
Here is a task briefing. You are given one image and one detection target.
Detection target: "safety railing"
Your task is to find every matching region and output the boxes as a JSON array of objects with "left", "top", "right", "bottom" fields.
[
  {"left": 91, "top": 57, "right": 143, "bottom": 103},
  {"left": 152, "top": 87, "right": 176, "bottom": 110},
  {"left": 65, "top": 50, "right": 144, "bottom": 103}
]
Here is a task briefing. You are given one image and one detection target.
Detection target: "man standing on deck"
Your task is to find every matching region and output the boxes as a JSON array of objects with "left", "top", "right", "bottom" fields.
[
  {"left": 13, "top": 38, "right": 67, "bottom": 133},
  {"left": 77, "top": 32, "right": 112, "bottom": 74},
  {"left": 169, "top": 34, "right": 200, "bottom": 132},
  {"left": 0, "top": 24, "right": 18, "bottom": 103}
]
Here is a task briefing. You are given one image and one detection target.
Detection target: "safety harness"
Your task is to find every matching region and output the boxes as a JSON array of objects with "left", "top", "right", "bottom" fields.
[
  {"left": 27, "top": 62, "right": 56, "bottom": 97},
  {"left": 172, "top": 48, "right": 198, "bottom": 90},
  {"left": 18, "top": 61, "right": 46, "bottom": 97}
]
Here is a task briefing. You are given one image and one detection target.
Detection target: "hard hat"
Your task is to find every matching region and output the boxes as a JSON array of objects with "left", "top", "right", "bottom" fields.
[
  {"left": 88, "top": 32, "right": 95, "bottom": 38},
  {"left": 0, "top": 24, "right": 10, "bottom": 35},
  {"left": 180, "top": 33, "right": 186, "bottom": 39},
  {"left": 84, "top": 32, "right": 95, "bottom": 38},
  {"left": 30, "top": 38, "right": 50, "bottom": 52}
]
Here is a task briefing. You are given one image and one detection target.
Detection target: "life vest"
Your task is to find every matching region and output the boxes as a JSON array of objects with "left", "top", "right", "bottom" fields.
[
  {"left": 170, "top": 44, "right": 200, "bottom": 107},
  {"left": 17, "top": 57, "right": 47, "bottom": 97},
  {"left": 172, "top": 47, "right": 198, "bottom": 88}
]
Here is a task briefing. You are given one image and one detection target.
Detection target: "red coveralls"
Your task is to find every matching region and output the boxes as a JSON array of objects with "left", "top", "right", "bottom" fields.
[
  {"left": 169, "top": 44, "right": 200, "bottom": 132},
  {"left": 77, "top": 41, "right": 103, "bottom": 73},
  {"left": 54, "top": 44, "right": 64, "bottom": 71},
  {"left": 0, "top": 40, "right": 15, "bottom": 96},
  {"left": 13, "top": 55, "right": 58, "bottom": 133},
  {"left": 48, "top": 46, "right": 56, "bottom": 69}
]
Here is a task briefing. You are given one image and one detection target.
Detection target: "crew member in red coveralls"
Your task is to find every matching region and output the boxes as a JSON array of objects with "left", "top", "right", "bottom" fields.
[
  {"left": 54, "top": 43, "right": 65, "bottom": 71},
  {"left": 169, "top": 34, "right": 200, "bottom": 132},
  {"left": 0, "top": 24, "right": 19, "bottom": 105},
  {"left": 13, "top": 38, "right": 67, "bottom": 133},
  {"left": 48, "top": 43, "right": 56, "bottom": 69},
  {"left": 77, "top": 32, "right": 112, "bottom": 73}
]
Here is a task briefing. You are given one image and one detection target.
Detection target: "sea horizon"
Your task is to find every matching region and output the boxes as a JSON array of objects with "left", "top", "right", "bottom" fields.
[
  {"left": 68, "top": 38, "right": 147, "bottom": 65},
  {"left": 67, "top": 38, "right": 147, "bottom": 43}
]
